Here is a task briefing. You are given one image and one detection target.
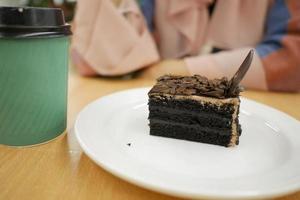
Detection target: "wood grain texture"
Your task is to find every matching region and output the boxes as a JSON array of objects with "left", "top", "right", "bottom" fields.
[{"left": 1, "top": 61, "right": 300, "bottom": 200}]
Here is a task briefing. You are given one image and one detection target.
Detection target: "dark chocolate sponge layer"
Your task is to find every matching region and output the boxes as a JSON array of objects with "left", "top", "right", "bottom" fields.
[
  {"left": 150, "top": 119, "right": 232, "bottom": 135},
  {"left": 149, "top": 97, "right": 235, "bottom": 117},
  {"left": 149, "top": 122, "right": 235, "bottom": 147},
  {"left": 149, "top": 108, "right": 232, "bottom": 129}
]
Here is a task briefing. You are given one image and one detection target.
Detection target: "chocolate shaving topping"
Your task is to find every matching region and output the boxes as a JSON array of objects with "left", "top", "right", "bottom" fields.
[{"left": 149, "top": 75, "right": 242, "bottom": 99}]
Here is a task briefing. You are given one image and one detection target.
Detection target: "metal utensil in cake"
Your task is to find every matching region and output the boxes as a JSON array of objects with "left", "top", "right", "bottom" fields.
[{"left": 227, "top": 49, "right": 254, "bottom": 96}]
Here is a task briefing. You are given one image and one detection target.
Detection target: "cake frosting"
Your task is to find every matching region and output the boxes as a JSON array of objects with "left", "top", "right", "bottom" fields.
[{"left": 149, "top": 75, "right": 242, "bottom": 99}]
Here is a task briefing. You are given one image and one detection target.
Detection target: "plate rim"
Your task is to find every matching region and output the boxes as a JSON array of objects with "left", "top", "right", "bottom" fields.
[{"left": 74, "top": 87, "right": 300, "bottom": 200}]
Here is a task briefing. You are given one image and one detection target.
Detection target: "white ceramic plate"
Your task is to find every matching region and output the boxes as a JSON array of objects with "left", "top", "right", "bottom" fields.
[{"left": 75, "top": 88, "right": 300, "bottom": 200}]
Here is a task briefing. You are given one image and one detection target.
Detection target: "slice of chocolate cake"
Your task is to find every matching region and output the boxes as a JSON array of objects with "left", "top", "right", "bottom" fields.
[{"left": 148, "top": 75, "right": 242, "bottom": 147}]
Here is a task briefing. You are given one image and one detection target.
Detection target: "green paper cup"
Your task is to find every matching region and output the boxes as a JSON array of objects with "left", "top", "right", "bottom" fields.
[{"left": 0, "top": 7, "right": 71, "bottom": 146}]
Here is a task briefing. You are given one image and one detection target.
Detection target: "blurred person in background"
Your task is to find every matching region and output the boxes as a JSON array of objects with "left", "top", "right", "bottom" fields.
[{"left": 71, "top": 0, "right": 300, "bottom": 92}]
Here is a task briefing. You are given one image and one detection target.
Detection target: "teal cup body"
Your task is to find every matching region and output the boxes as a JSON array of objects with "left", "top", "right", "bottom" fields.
[{"left": 0, "top": 7, "right": 71, "bottom": 146}]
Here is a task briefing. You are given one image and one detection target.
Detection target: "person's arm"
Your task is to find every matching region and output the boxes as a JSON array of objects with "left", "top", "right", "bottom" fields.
[
  {"left": 185, "top": 47, "right": 268, "bottom": 90},
  {"left": 185, "top": 0, "right": 300, "bottom": 92}
]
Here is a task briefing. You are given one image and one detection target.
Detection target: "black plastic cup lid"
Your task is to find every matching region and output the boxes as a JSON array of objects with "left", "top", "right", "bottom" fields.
[{"left": 0, "top": 6, "right": 71, "bottom": 38}]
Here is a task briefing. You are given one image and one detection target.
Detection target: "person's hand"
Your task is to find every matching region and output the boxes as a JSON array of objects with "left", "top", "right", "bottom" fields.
[{"left": 139, "top": 59, "right": 190, "bottom": 80}]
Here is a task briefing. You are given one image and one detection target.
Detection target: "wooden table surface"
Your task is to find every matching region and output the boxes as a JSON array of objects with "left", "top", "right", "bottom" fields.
[{"left": 1, "top": 61, "right": 300, "bottom": 200}]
